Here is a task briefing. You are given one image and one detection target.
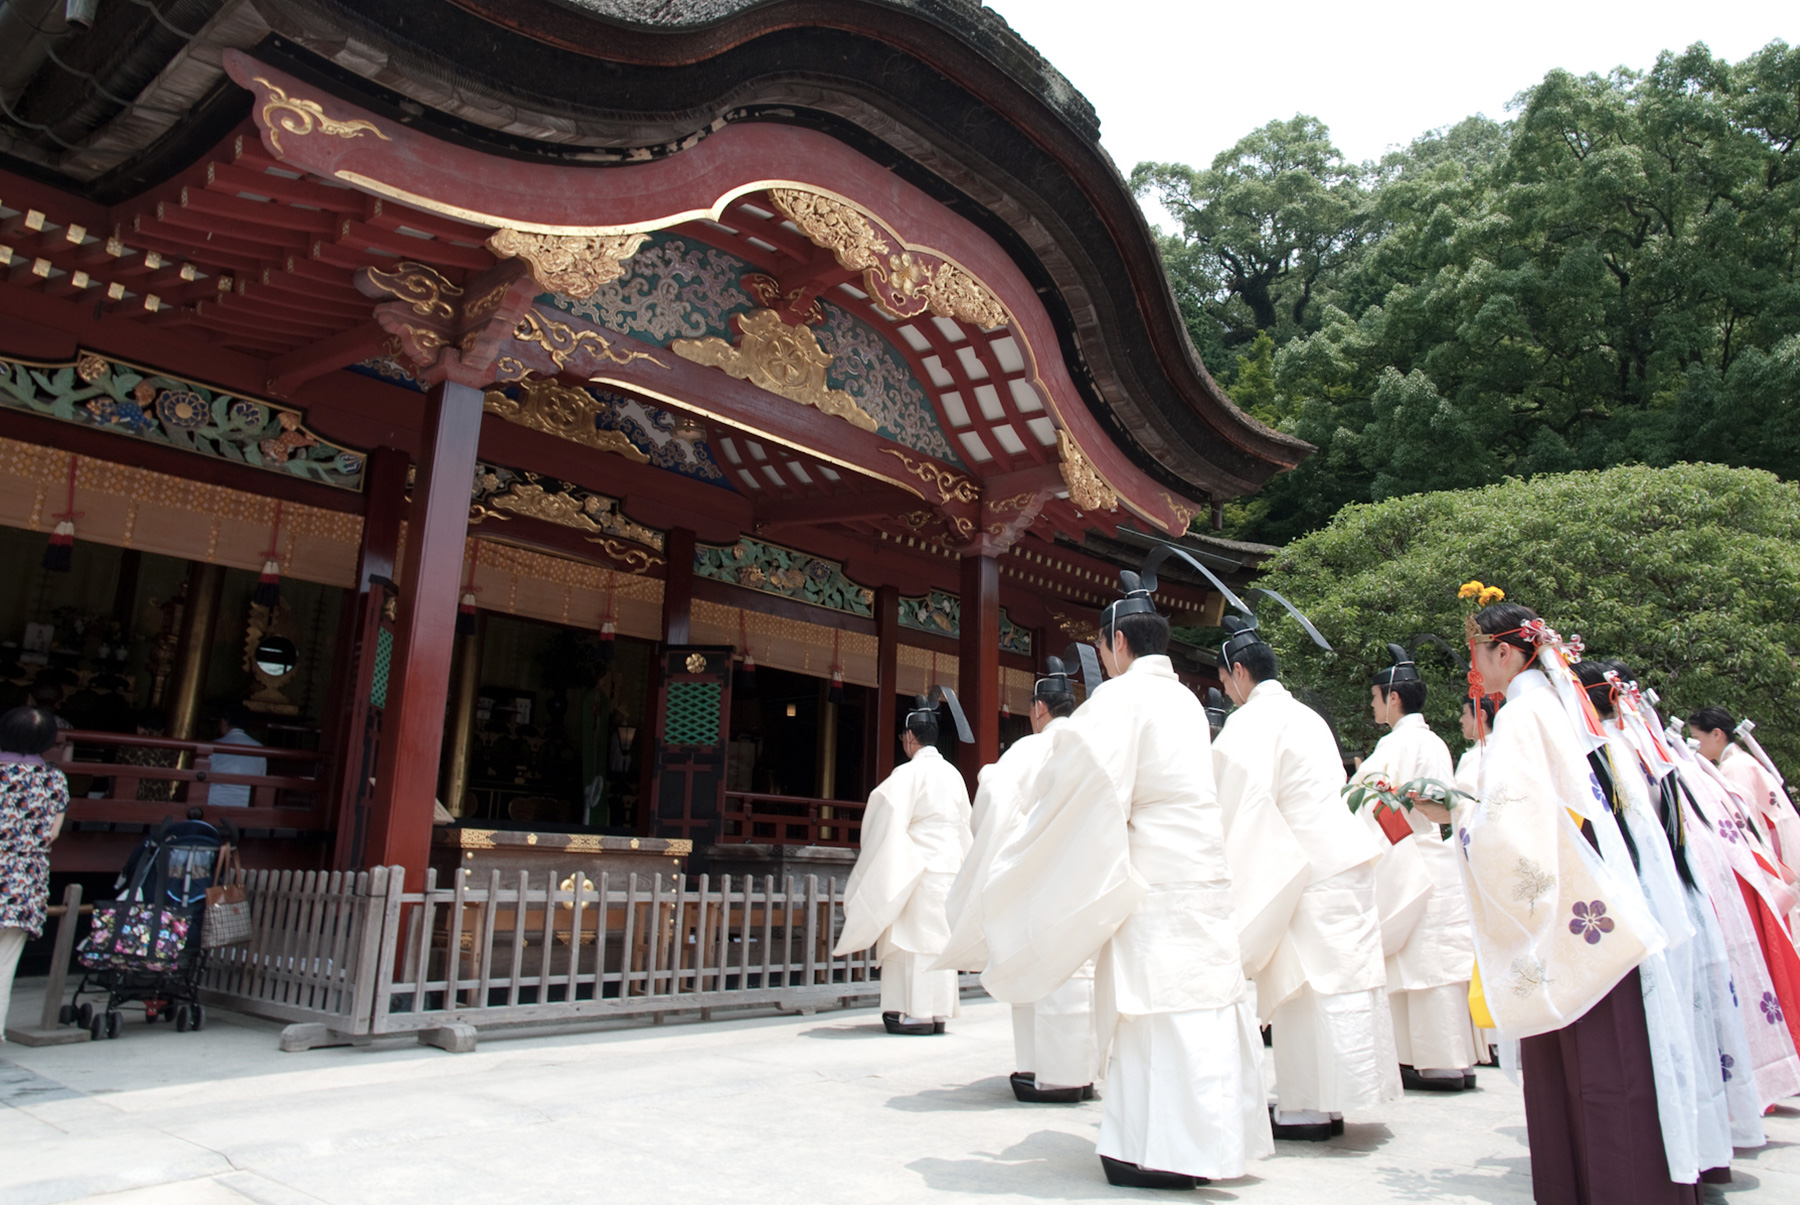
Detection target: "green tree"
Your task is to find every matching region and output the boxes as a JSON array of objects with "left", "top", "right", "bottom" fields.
[
  {"left": 1134, "top": 115, "right": 1368, "bottom": 348},
  {"left": 1247, "top": 463, "right": 1800, "bottom": 769}
]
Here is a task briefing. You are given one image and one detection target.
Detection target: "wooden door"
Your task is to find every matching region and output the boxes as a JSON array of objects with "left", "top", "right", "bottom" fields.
[{"left": 650, "top": 646, "right": 734, "bottom": 845}]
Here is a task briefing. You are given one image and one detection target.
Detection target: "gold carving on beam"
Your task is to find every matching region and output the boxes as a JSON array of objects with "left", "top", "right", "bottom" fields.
[
  {"left": 361, "top": 262, "right": 462, "bottom": 319},
  {"left": 670, "top": 308, "right": 877, "bottom": 432},
  {"left": 482, "top": 378, "right": 650, "bottom": 463},
  {"left": 880, "top": 449, "right": 979, "bottom": 505},
  {"left": 1049, "top": 608, "right": 1100, "bottom": 645},
  {"left": 75, "top": 353, "right": 111, "bottom": 383},
  {"left": 514, "top": 308, "right": 668, "bottom": 372},
  {"left": 988, "top": 492, "right": 1034, "bottom": 515},
  {"left": 252, "top": 77, "right": 392, "bottom": 157},
  {"left": 464, "top": 282, "right": 510, "bottom": 324},
  {"left": 588, "top": 538, "right": 664, "bottom": 575},
  {"left": 1161, "top": 492, "right": 1197, "bottom": 533},
  {"left": 766, "top": 189, "right": 888, "bottom": 271},
  {"left": 1057, "top": 430, "right": 1117, "bottom": 513},
  {"left": 493, "top": 355, "right": 528, "bottom": 382},
  {"left": 917, "top": 261, "right": 1008, "bottom": 331},
  {"left": 487, "top": 229, "right": 651, "bottom": 301},
  {"left": 946, "top": 515, "right": 974, "bottom": 540}
]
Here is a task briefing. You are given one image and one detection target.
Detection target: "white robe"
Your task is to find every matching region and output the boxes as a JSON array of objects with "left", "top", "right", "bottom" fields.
[
  {"left": 982, "top": 654, "right": 1269, "bottom": 1179},
  {"left": 936, "top": 718, "right": 1101, "bottom": 1087},
  {"left": 1718, "top": 745, "right": 1800, "bottom": 925},
  {"left": 1356, "top": 713, "right": 1477, "bottom": 1072},
  {"left": 1214, "top": 678, "right": 1399, "bottom": 1115},
  {"left": 832, "top": 745, "right": 971, "bottom": 1018}
]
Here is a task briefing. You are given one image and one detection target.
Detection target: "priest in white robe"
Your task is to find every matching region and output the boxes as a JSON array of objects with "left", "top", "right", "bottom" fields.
[
  {"left": 832, "top": 696, "right": 971, "bottom": 1034},
  {"left": 937, "top": 654, "right": 1098, "bottom": 1102},
  {"left": 1693, "top": 707, "right": 1800, "bottom": 882},
  {"left": 1354, "top": 643, "right": 1478, "bottom": 1092},
  {"left": 980, "top": 557, "right": 1270, "bottom": 1189},
  {"left": 1213, "top": 608, "right": 1399, "bottom": 1141}
]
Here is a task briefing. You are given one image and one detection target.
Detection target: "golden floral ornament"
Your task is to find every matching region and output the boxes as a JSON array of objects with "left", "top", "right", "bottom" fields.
[
  {"left": 670, "top": 309, "right": 877, "bottom": 432},
  {"left": 766, "top": 189, "right": 888, "bottom": 271},
  {"left": 1057, "top": 430, "right": 1117, "bottom": 513},
  {"left": 482, "top": 377, "right": 650, "bottom": 464},
  {"left": 75, "top": 353, "right": 111, "bottom": 383},
  {"left": 487, "top": 229, "right": 652, "bottom": 301},
  {"left": 251, "top": 77, "right": 391, "bottom": 157}
]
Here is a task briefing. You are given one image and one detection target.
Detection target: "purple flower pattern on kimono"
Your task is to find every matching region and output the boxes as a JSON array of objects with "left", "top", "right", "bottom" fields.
[{"left": 1569, "top": 900, "right": 1615, "bottom": 945}]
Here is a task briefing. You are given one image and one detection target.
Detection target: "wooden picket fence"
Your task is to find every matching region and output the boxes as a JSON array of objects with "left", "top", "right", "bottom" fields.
[{"left": 201, "top": 865, "right": 900, "bottom": 1049}]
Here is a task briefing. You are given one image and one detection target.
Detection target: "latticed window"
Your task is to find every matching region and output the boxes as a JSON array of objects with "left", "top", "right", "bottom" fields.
[{"left": 664, "top": 681, "right": 722, "bottom": 745}]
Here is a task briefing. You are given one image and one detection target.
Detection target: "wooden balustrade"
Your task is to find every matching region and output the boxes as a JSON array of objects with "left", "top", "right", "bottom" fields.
[
  {"left": 719, "top": 792, "right": 864, "bottom": 848},
  {"left": 51, "top": 729, "right": 330, "bottom": 831}
]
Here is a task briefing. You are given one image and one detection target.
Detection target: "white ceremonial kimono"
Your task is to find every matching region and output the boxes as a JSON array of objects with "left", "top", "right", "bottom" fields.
[
  {"left": 1601, "top": 721, "right": 1745, "bottom": 1177},
  {"left": 1451, "top": 743, "right": 1500, "bottom": 1058},
  {"left": 1356, "top": 713, "right": 1478, "bottom": 1075},
  {"left": 937, "top": 718, "right": 1100, "bottom": 1089},
  {"left": 832, "top": 745, "right": 972, "bottom": 1019},
  {"left": 1214, "top": 679, "right": 1400, "bottom": 1118},
  {"left": 981, "top": 655, "right": 1270, "bottom": 1179}
]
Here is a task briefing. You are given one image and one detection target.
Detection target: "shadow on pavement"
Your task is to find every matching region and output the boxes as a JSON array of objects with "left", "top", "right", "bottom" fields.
[
  {"left": 1372, "top": 1159, "right": 1534, "bottom": 1203},
  {"left": 797, "top": 1022, "right": 889, "bottom": 1039},
  {"left": 886, "top": 1076, "right": 1047, "bottom": 1112},
  {"left": 907, "top": 1128, "right": 1260, "bottom": 1199}
]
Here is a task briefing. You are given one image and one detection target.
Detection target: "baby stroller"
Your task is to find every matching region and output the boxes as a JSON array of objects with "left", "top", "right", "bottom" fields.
[{"left": 61, "top": 814, "right": 237, "bottom": 1039}]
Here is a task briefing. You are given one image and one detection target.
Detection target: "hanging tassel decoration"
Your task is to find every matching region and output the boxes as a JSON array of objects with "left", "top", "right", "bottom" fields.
[
  {"left": 828, "top": 630, "right": 844, "bottom": 704},
  {"left": 253, "top": 501, "right": 284, "bottom": 608},
  {"left": 596, "top": 571, "right": 617, "bottom": 670},
  {"left": 42, "top": 456, "right": 80, "bottom": 573},
  {"left": 456, "top": 542, "right": 480, "bottom": 636},
  {"left": 737, "top": 611, "right": 757, "bottom": 690}
]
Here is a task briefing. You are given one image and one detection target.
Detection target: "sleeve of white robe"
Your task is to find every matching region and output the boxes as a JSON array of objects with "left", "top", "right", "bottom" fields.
[
  {"left": 1353, "top": 726, "right": 1439, "bottom": 959},
  {"left": 832, "top": 769, "right": 925, "bottom": 956},
  {"left": 978, "top": 714, "right": 1147, "bottom": 1004},
  {"left": 935, "top": 748, "right": 1032, "bottom": 972},
  {"left": 1212, "top": 737, "right": 1307, "bottom": 979}
]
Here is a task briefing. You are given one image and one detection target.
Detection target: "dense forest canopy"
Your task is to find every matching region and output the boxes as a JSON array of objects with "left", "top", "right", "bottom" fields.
[{"left": 1134, "top": 40, "right": 1800, "bottom": 543}]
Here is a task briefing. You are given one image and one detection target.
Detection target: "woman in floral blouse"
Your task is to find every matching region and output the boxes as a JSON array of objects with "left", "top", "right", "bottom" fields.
[{"left": 1, "top": 706, "right": 68, "bottom": 1041}]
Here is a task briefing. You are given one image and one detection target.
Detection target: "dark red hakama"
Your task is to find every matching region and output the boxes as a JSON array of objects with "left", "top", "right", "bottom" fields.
[{"left": 1518, "top": 968, "right": 1704, "bottom": 1205}]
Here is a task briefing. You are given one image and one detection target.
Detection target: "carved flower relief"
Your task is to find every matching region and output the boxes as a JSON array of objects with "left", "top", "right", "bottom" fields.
[
  {"left": 805, "top": 558, "right": 834, "bottom": 583},
  {"left": 155, "top": 389, "right": 208, "bottom": 430},
  {"left": 857, "top": 588, "right": 875, "bottom": 607},
  {"left": 739, "top": 565, "right": 767, "bottom": 590},
  {"left": 229, "top": 400, "right": 267, "bottom": 428},
  {"left": 772, "top": 567, "right": 808, "bottom": 592}
]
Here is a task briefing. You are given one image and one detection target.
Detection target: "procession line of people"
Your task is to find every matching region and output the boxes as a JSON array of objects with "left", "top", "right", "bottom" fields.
[{"left": 831, "top": 556, "right": 1800, "bottom": 1197}]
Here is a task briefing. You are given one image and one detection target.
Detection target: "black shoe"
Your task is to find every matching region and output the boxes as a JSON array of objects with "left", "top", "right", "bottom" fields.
[
  {"left": 1268, "top": 1107, "right": 1332, "bottom": 1142},
  {"left": 1463, "top": 1071, "right": 1478, "bottom": 1090},
  {"left": 889, "top": 1018, "right": 936, "bottom": 1035},
  {"left": 1329, "top": 1117, "right": 1344, "bottom": 1136},
  {"left": 1082, "top": 1083, "right": 1098, "bottom": 1101},
  {"left": 1010, "top": 1072, "right": 1087, "bottom": 1103},
  {"left": 1100, "top": 1155, "right": 1202, "bottom": 1189},
  {"left": 1261, "top": 1025, "right": 1273, "bottom": 1047},
  {"left": 882, "top": 1012, "right": 901, "bottom": 1033},
  {"left": 933, "top": 1020, "right": 946, "bottom": 1034},
  {"left": 1401, "top": 1065, "right": 1466, "bottom": 1092}
]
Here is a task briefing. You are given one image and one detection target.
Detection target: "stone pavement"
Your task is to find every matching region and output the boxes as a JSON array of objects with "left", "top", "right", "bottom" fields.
[{"left": 3, "top": 980, "right": 1795, "bottom": 1204}]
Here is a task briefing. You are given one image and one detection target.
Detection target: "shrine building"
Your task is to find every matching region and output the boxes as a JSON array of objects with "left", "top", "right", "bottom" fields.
[{"left": 0, "top": 0, "right": 1306, "bottom": 897}]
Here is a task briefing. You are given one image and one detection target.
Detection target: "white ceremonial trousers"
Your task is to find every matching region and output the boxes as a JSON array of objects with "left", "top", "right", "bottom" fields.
[{"left": 833, "top": 745, "right": 971, "bottom": 1017}]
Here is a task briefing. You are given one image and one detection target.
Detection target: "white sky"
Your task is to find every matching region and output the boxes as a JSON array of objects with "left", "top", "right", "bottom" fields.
[{"left": 984, "top": 0, "right": 1797, "bottom": 231}]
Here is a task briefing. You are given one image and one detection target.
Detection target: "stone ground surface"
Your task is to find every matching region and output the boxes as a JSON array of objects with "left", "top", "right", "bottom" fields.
[{"left": 3, "top": 981, "right": 1797, "bottom": 1204}]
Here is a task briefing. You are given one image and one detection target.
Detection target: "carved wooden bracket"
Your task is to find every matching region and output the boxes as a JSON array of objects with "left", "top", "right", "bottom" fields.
[{"left": 354, "top": 259, "right": 541, "bottom": 387}]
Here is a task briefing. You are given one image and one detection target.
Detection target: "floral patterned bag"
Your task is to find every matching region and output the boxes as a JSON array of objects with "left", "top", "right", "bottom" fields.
[{"left": 78, "top": 902, "right": 191, "bottom": 971}]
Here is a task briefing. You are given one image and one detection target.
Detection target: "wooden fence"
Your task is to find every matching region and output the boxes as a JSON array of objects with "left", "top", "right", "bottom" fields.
[
  {"left": 200, "top": 865, "right": 902, "bottom": 1050},
  {"left": 720, "top": 792, "right": 864, "bottom": 847}
]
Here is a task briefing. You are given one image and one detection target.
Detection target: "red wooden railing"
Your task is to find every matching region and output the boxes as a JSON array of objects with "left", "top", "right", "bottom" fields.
[
  {"left": 50, "top": 729, "right": 330, "bottom": 832},
  {"left": 720, "top": 792, "right": 864, "bottom": 848}
]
